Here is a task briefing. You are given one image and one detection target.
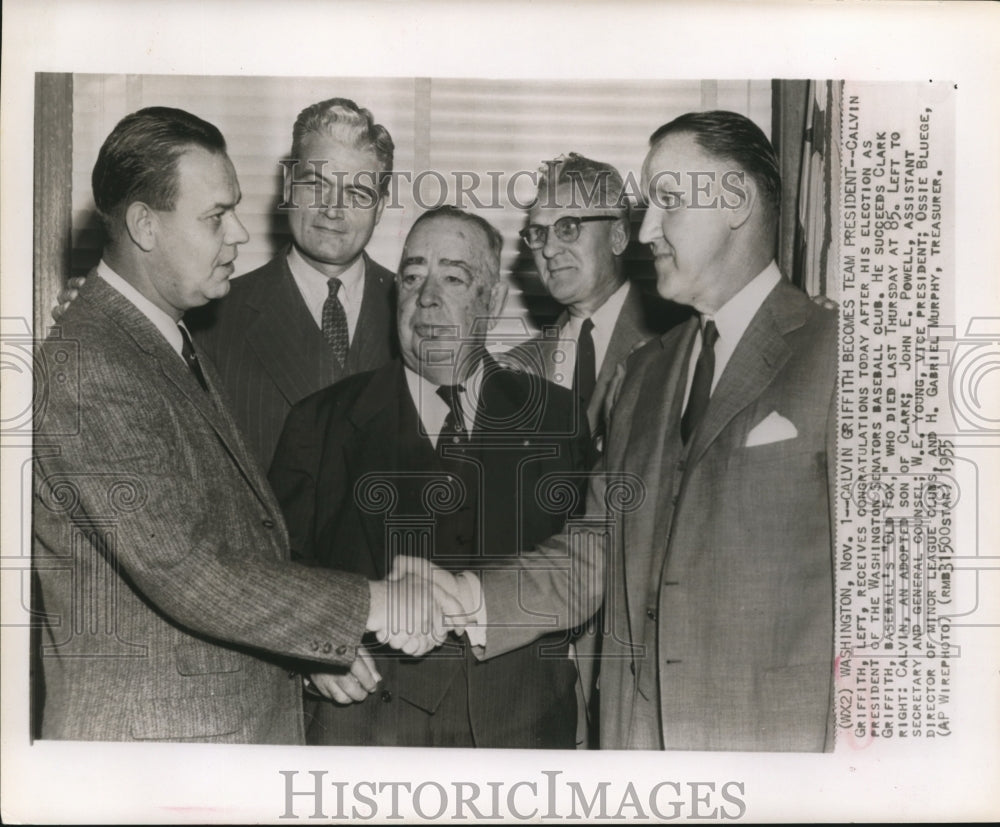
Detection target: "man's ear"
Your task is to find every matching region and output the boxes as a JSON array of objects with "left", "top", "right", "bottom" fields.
[
  {"left": 124, "top": 202, "right": 157, "bottom": 252},
  {"left": 725, "top": 172, "right": 756, "bottom": 231},
  {"left": 610, "top": 215, "right": 630, "bottom": 256},
  {"left": 485, "top": 280, "right": 510, "bottom": 330}
]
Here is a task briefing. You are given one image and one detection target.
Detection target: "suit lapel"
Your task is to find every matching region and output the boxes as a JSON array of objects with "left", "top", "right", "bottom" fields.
[
  {"left": 347, "top": 254, "right": 395, "bottom": 372},
  {"left": 340, "top": 362, "right": 406, "bottom": 576},
  {"left": 687, "top": 281, "right": 808, "bottom": 466},
  {"left": 621, "top": 320, "right": 697, "bottom": 629},
  {"left": 84, "top": 275, "right": 284, "bottom": 540},
  {"left": 588, "top": 284, "right": 649, "bottom": 433},
  {"left": 242, "top": 250, "right": 326, "bottom": 406}
]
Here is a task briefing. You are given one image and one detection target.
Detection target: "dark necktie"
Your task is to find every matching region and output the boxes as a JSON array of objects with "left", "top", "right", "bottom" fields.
[
  {"left": 574, "top": 317, "right": 597, "bottom": 409},
  {"left": 321, "top": 277, "right": 349, "bottom": 366},
  {"left": 436, "top": 384, "right": 468, "bottom": 443},
  {"left": 178, "top": 324, "right": 209, "bottom": 392},
  {"left": 680, "top": 319, "right": 719, "bottom": 443}
]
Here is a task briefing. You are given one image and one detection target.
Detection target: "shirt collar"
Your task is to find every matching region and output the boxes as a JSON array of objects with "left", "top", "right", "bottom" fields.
[
  {"left": 562, "top": 280, "right": 629, "bottom": 335},
  {"left": 403, "top": 358, "right": 486, "bottom": 447},
  {"left": 708, "top": 260, "right": 782, "bottom": 350},
  {"left": 96, "top": 259, "right": 185, "bottom": 358},
  {"left": 287, "top": 244, "right": 366, "bottom": 296}
]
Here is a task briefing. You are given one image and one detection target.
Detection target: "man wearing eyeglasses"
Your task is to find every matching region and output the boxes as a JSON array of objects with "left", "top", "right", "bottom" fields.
[
  {"left": 440, "top": 111, "right": 838, "bottom": 752},
  {"left": 507, "top": 153, "right": 685, "bottom": 748},
  {"left": 507, "top": 153, "right": 684, "bottom": 453}
]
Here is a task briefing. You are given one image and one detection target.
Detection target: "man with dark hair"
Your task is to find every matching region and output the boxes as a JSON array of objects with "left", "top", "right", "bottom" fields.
[
  {"left": 269, "top": 206, "right": 590, "bottom": 748},
  {"left": 58, "top": 98, "right": 399, "bottom": 468},
  {"left": 436, "top": 110, "right": 838, "bottom": 752},
  {"left": 187, "top": 97, "right": 398, "bottom": 467},
  {"left": 33, "top": 107, "right": 452, "bottom": 743}
]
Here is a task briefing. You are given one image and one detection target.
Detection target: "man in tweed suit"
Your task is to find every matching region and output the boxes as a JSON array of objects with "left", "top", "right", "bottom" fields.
[
  {"left": 33, "top": 107, "right": 452, "bottom": 743},
  {"left": 188, "top": 97, "right": 397, "bottom": 468},
  {"left": 436, "top": 111, "right": 838, "bottom": 752}
]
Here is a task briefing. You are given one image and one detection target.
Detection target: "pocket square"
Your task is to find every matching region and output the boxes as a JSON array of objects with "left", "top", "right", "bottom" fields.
[{"left": 746, "top": 411, "right": 798, "bottom": 447}]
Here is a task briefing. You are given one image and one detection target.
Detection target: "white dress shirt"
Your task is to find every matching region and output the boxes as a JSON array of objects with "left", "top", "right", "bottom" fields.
[
  {"left": 96, "top": 260, "right": 188, "bottom": 361},
  {"left": 287, "top": 245, "right": 366, "bottom": 341},
  {"left": 554, "top": 280, "right": 631, "bottom": 389},
  {"left": 682, "top": 260, "right": 783, "bottom": 408},
  {"left": 402, "top": 360, "right": 485, "bottom": 448}
]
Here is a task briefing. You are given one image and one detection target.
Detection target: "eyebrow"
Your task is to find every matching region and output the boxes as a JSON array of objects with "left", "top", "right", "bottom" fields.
[
  {"left": 205, "top": 193, "right": 242, "bottom": 213},
  {"left": 439, "top": 258, "right": 472, "bottom": 275}
]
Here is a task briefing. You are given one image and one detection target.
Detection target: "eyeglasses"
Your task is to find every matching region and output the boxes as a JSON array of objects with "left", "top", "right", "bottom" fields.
[{"left": 518, "top": 216, "right": 617, "bottom": 249}]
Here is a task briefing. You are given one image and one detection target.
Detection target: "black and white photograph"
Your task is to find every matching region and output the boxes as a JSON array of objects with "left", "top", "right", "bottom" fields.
[{"left": 2, "top": 1, "right": 998, "bottom": 823}]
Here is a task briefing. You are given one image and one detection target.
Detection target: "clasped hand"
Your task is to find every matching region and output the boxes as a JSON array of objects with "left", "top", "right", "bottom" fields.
[
  {"left": 365, "top": 556, "right": 470, "bottom": 657},
  {"left": 310, "top": 558, "right": 472, "bottom": 704}
]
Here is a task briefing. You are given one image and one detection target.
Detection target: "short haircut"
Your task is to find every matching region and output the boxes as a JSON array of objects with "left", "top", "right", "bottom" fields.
[
  {"left": 92, "top": 106, "right": 227, "bottom": 235},
  {"left": 408, "top": 206, "right": 504, "bottom": 284},
  {"left": 649, "top": 110, "right": 781, "bottom": 220},
  {"left": 291, "top": 97, "right": 395, "bottom": 195},
  {"left": 535, "top": 152, "right": 628, "bottom": 214}
]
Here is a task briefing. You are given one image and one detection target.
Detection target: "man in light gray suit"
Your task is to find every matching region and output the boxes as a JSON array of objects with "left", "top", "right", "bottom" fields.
[
  {"left": 32, "top": 107, "right": 453, "bottom": 743},
  {"left": 424, "top": 111, "right": 837, "bottom": 752},
  {"left": 505, "top": 152, "right": 685, "bottom": 746}
]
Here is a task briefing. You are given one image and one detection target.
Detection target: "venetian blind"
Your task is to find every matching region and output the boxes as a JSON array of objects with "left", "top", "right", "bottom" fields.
[{"left": 71, "top": 75, "right": 770, "bottom": 334}]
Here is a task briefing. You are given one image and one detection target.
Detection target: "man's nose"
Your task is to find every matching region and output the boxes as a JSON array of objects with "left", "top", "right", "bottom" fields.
[
  {"left": 541, "top": 227, "right": 563, "bottom": 259},
  {"left": 417, "top": 276, "right": 442, "bottom": 306},
  {"left": 637, "top": 205, "right": 661, "bottom": 246},
  {"left": 227, "top": 212, "right": 250, "bottom": 246}
]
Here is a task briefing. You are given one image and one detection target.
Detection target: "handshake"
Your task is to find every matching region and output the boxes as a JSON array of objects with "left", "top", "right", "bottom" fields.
[
  {"left": 307, "top": 556, "right": 480, "bottom": 705},
  {"left": 366, "top": 555, "right": 480, "bottom": 656}
]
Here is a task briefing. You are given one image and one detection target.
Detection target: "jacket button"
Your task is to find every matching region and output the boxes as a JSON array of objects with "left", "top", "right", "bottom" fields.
[
  {"left": 322, "top": 642, "right": 332, "bottom": 654},
  {"left": 336, "top": 644, "right": 348, "bottom": 656},
  {"left": 309, "top": 640, "right": 320, "bottom": 652},
  {"left": 646, "top": 608, "right": 657, "bottom": 621},
  {"left": 381, "top": 690, "right": 393, "bottom": 703},
  {"left": 671, "top": 495, "right": 679, "bottom": 506},
  {"left": 676, "top": 460, "right": 685, "bottom": 473},
  {"left": 261, "top": 518, "right": 276, "bottom": 529}
]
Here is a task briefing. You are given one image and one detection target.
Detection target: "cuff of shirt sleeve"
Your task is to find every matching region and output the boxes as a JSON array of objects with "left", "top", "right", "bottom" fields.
[{"left": 453, "top": 570, "right": 487, "bottom": 651}]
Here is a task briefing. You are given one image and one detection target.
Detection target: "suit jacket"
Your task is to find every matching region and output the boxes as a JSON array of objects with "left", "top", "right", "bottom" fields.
[
  {"left": 503, "top": 283, "right": 659, "bottom": 441},
  {"left": 32, "top": 273, "right": 371, "bottom": 743},
  {"left": 480, "top": 279, "right": 838, "bottom": 752},
  {"left": 268, "top": 358, "right": 591, "bottom": 748},
  {"left": 188, "top": 248, "right": 396, "bottom": 469}
]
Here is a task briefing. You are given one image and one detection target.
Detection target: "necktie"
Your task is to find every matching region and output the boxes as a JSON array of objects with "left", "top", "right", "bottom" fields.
[
  {"left": 680, "top": 319, "right": 718, "bottom": 443},
  {"left": 436, "top": 384, "right": 468, "bottom": 443},
  {"left": 322, "top": 277, "right": 349, "bottom": 366},
  {"left": 178, "top": 324, "right": 209, "bottom": 392},
  {"left": 574, "top": 317, "right": 597, "bottom": 409}
]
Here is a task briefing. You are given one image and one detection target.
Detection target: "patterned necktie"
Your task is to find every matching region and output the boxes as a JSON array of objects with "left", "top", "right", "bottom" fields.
[
  {"left": 321, "top": 277, "right": 349, "bottom": 366},
  {"left": 574, "top": 317, "right": 597, "bottom": 409},
  {"left": 681, "top": 319, "right": 719, "bottom": 444},
  {"left": 436, "top": 384, "right": 468, "bottom": 443},
  {"left": 178, "top": 324, "right": 209, "bottom": 392}
]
